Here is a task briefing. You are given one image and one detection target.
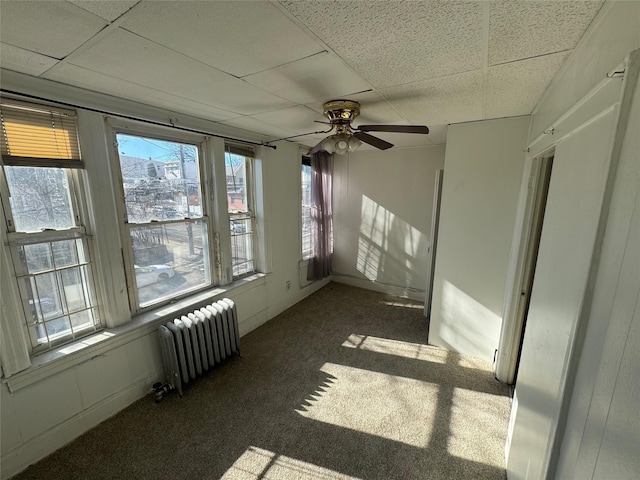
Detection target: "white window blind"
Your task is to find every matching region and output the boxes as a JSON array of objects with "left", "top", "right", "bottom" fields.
[{"left": 1, "top": 98, "right": 83, "bottom": 168}]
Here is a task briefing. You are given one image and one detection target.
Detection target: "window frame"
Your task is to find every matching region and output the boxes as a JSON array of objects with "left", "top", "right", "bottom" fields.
[
  {"left": 1, "top": 152, "right": 102, "bottom": 354},
  {"left": 108, "top": 121, "right": 217, "bottom": 313},
  {"left": 301, "top": 156, "right": 312, "bottom": 261},
  {"left": 225, "top": 146, "right": 257, "bottom": 279}
]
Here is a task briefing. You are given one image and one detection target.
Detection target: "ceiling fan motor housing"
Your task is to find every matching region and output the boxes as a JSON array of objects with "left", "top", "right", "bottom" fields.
[{"left": 323, "top": 100, "right": 360, "bottom": 128}]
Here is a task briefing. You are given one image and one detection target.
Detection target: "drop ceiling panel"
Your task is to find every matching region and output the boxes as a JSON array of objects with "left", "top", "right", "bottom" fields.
[
  {"left": 0, "top": 43, "right": 58, "bottom": 76},
  {"left": 0, "top": 1, "right": 107, "bottom": 59},
  {"left": 381, "top": 70, "right": 484, "bottom": 126},
  {"left": 120, "top": 0, "right": 323, "bottom": 77},
  {"left": 280, "top": 0, "right": 484, "bottom": 88},
  {"left": 250, "top": 106, "right": 325, "bottom": 135},
  {"left": 221, "top": 116, "right": 296, "bottom": 141},
  {"left": 244, "top": 52, "right": 372, "bottom": 104},
  {"left": 67, "top": 28, "right": 293, "bottom": 115},
  {"left": 44, "top": 64, "right": 240, "bottom": 123},
  {"left": 69, "top": 0, "right": 139, "bottom": 22},
  {"left": 489, "top": 0, "right": 604, "bottom": 65},
  {"left": 486, "top": 52, "right": 570, "bottom": 119}
]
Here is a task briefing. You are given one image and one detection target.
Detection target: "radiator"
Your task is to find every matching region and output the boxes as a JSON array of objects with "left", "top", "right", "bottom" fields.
[{"left": 158, "top": 298, "right": 240, "bottom": 396}]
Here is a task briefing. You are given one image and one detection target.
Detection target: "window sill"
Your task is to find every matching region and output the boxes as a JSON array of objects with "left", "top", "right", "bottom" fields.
[{"left": 3, "top": 273, "right": 267, "bottom": 393}]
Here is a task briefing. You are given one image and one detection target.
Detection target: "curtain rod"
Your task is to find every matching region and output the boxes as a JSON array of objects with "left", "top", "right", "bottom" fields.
[{"left": 0, "top": 89, "right": 277, "bottom": 150}]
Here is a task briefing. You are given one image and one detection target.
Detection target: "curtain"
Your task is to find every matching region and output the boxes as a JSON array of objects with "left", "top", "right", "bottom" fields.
[{"left": 307, "top": 151, "right": 333, "bottom": 281}]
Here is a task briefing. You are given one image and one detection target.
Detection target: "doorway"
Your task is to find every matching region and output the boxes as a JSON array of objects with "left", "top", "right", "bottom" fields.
[{"left": 495, "top": 154, "right": 553, "bottom": 385}]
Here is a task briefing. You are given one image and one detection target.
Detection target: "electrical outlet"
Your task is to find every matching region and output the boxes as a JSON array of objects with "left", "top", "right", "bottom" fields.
[{"left": 286, "top": 280, "right": 291, "bottom": 291}]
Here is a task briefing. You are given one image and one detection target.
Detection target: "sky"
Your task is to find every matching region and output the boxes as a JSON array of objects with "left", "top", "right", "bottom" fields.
[{"left": 116, "top": 133, "right": 191, "bottom": 162}]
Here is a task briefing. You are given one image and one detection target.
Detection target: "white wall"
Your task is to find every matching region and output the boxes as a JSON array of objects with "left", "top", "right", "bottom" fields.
[
  {"left": 505, "top": 1, "right": 640, "bottom": 476},
  {"left": 0, "top": 74, "right": 328, "bottom": 479},
  {"left": 331, "top": 145, "right": 445, "bottom": 300},
  {"left": 428, "top": 117, "right": 529, "bottom": 363}
]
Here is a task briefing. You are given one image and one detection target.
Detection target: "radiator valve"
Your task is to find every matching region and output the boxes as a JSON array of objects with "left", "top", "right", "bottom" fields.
[{"left": 153, "top": 382, "right": 172, "bottom": 403}]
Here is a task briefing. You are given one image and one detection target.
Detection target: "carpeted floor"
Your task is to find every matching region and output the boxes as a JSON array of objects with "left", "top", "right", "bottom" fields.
[{"left": 13, "top": 282, "right": 511, "bottom": 480}]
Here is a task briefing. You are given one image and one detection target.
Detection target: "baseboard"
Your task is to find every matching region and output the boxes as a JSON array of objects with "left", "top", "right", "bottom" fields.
[
  {"left": 331, "top": 275, "right": 425, "bottom": 302},
  {"left": 1, "top": 374, "right": 160, "bottom": 480},
  {"left": 266, "top": 278, "right": 331, "bottom": 320}
]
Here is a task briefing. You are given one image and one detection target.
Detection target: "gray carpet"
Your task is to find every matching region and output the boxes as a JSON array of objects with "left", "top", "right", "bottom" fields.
[{"left": 13, "top": 282, "right": 510, "bottom": 480}]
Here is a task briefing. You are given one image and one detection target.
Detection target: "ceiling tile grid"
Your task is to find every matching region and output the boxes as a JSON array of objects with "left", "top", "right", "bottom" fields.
[
  {"left": 243, "top": 51, "right": 373, "bottom": 105},
  {"left": 0, "top": 43, "right": 59, "bottom": 77},
  {"left": 119, "top": 0, "right": 324, "bottom": 77},
  {"left": 69, "top": 0, "right": 139, "bottom": 22},
  {"left": 0, "top": 0, "right": 606, "bottom": 150},
  {"left": 64, "top": 28, "right": 294, "bottom": 116},
  {"left": 380, "top": 70, "right": 485, "bottom": 126},
  {"left": 43, "top": 63, "right": 241, "bottom": 123},
  {"left": 488, "top": 0, "right": 605, "bottom": 66},
  {"left": 0, "top": 1, "right": 107, "bottom": 59},
  {"left": 485, "top": 51, "right": 570, "bottom": 119},
  {"left": 279, "top": 0, "right": 485, "bottom": 88}
]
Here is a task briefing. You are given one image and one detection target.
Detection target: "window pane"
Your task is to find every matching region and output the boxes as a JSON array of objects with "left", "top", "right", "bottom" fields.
[
  {"left": 60, "top": 267, "right": 90, "bottom": 312},
  {"left": 22, "top": 243, "right": 53, "bottom": 273},
  {"left": 18, "top": 238, "right": 99, "bottom": 348},
  {"left": 225, "top": 152, "right": 248, "bottom": 212},
  {"left": 130, "top": 221, "right": 209, "bottom": 307},
  {"left": 116, "top": 134, "right": 202, "bottom": 223},
  {"left": 302, "top": 164, "right": 312, "bottom": 259},
  {"left": 226, "top": 150, "right": 255, "bottom": 278},
  {"left": 52, "top": 239, "right": 80, "bottom": 268},
  {"left": 4, "top": 166, "right": 75, "bottom": 232},
  {"left": 230, "top": 216, "right": 254, "bottom": 277}
]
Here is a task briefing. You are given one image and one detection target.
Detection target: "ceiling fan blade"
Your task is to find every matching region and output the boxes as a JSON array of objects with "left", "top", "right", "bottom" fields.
[
  {"left": 353, "top": 131, "right": 393, "bottom": 150},
  {"left": 308, "top": 138, "right": 328, "bottom": 155},
  {"left": 358, "top": 124, "right": 430, "bottom": 134}
]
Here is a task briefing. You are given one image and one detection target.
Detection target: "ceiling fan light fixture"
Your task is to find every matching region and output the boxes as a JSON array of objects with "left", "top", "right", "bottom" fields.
[
  {"left": 348, "top": 135, "right": 362, "bottom": 152},
  {"left": 334, "top": 133, "right": 350, "bottom": 155},
  {"left": 322, "top": 136, "right": 336, "bottom": 154}
]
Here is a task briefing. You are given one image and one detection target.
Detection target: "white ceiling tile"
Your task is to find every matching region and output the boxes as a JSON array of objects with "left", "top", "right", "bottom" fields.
[
  {"left": 489, "top": 0, "right": 604, "bottom": 65},
  {"left": 250, "top": 106, "right": 326, "bottom": 135},
  {"left": 69, "top": 1, "right": 139, "bottom": 22},
  {"left": 221, "top": 116, "right": 298, "bottom": 141},
  {"left": 291, "top": 134, "right": 327, "bottom": 149},
  {"left": 0, "top": 1, "right": 106, "bottom": 59},
  {"left": 244, "top": 52, "right": 372, "bottom": 104},
  {"left": 120, "top": 1, "right": 323, "bottom": 77},
  {"left": 280, "top": 0, "right": 484, "bottom": 88},
  {"left": 68, "top": 28, "right": 293, "bottom": 115},
  {"left": 0, "top": 43, "right": 58, "bottom": 76},
  {"left": 381, "top": 70, "right": 484, "bottom": 126},
  {"left": 44, "top": 63, "right": 240, "bottom": 122},
  {"left": 486, "top": 52, "right": 570, "bottom": 119}
]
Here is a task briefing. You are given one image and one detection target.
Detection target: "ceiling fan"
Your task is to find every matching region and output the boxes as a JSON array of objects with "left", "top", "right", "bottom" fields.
[{"left": 307, "top": 99, "right": 429, "bottom": 155}]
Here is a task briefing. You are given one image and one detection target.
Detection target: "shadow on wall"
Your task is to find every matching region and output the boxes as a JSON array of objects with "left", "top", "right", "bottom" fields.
[{"left": 356, "top": 194, "right": 429, "bottom": 292}]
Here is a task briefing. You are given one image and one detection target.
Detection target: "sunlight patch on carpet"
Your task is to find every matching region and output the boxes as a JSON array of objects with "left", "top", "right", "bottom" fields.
[
  {"left": 342, "top": 334, "right": 448, "bottom": 363},
  {"left": 220, "top": 446, "right": 362, "bottom": 480},
  {"left": 446, "top": 387, "right": 511, "bottom": 467},
  {"left": 296, "top": 362, "right": 438, "bottom": 447}
]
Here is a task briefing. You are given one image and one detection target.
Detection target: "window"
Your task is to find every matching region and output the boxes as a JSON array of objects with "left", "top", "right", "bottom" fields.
[
  {"left": 1, "top": 99, "right": 100, "bottom": 352},
  {"left": 225, "top": 145, "right": 256, "bottom": 278},
  {"left": 114, "top": 132, "right": 212, "bottom": 310},
  {"left": 301, "top": 157, "right": 312, "bottom": 260}
]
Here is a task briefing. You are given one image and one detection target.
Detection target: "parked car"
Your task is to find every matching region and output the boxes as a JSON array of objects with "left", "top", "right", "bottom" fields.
[{"left": 135, "top": 264, "right": 175, "bottom": 287}]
